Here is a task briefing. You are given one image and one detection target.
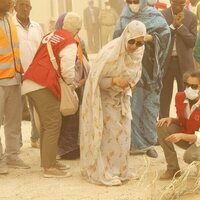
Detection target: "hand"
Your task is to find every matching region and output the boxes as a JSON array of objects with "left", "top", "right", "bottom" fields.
[
  {"left": 165, "top": 133, "right": 184, "bottom": 143},
  {"left": 112, "top": 77, "right": 129, "bottom": 89},
  {"left": 173, "top": 12, "right": 184, "bottom": 28},
  {"left": 156, "top": 117, "right": 173, "bottom": 127},
  {"left": 144, "top": 34, "right": 153, "bottom": 42}
]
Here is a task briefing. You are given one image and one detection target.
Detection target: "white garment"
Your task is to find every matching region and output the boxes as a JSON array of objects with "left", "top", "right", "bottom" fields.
[
  {"left": 184, "top": 98, "right": 200, "bottom": 146},
  {"left": 169, "top": 9, "right": 183, "bottom": 56},
  {"left": 184, "top": 99, "right": 200, "bottom": 118},
  {"left": 195, "top": 129, "right": 200, "bottom": 147},
  {"left": 89, "top": 7, "right": 96, "bottom": 24},
  {"left": 80, "top": 20, "right": 146, "bottom": 185},
  {"left": 12, "top": 15, "right": 44, "bottom": 72},
  {"left": 22, "top": 43, "right": 77, "bottom": 95}
]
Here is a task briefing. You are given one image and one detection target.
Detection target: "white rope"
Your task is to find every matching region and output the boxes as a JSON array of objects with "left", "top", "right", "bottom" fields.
[{"left": 159, "top": 161, "right": 200, "bottom": 200}]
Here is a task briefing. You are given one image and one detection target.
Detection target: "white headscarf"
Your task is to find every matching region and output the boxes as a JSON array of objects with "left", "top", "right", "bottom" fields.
[
  {"left": 147, "top": 0, "right": 157, "bottom": 6},
  {"left": 80, "top": 20, "right": 146, "bottom": 172},
  {"left": 95, "top": 20, "right": 146, "bottom": 68},
  {"left": 62, "top": 12, "right": 82, "bottom": 35}
]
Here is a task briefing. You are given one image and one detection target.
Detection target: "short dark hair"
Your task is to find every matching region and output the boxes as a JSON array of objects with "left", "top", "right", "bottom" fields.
[{"left": 183, "top": 70, "right": 200, "bottom": 82}]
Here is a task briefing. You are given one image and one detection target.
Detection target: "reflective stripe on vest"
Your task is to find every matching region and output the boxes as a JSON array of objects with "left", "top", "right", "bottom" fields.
[
  {"left": 75, "top": 36, "right": 83, "bottom": 64},
  {"left": 192, "top": 2, "right": 200, "bottom": 31},
  {"left": 0, "top": 16, "right": 22, "bottom": 79}
]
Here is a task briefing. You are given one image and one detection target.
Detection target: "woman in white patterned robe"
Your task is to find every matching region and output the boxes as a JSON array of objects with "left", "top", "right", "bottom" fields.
[{"left": 80, "top": 20, "right": 146, "bottom": 186}]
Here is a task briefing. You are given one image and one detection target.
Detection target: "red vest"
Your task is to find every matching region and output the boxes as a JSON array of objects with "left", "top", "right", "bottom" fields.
[
  {"left": 175, "top": 92, "right": 200, "bottom": 134},
  {"left": 23, "top": 30, "right": 76, "bottom": 100},
  {"left": 155, "top": 1, "right": 167, "bottom": 10}
]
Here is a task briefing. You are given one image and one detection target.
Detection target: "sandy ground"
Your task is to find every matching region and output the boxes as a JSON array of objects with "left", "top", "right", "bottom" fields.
[
  {"left": 0, "top": 83, "right": 200, "bottom": 200},
  {"left": 0, "top": 123, "right": 200, "bottom": 200},
  {"left": 0, "top": 111, "right": 200, "bottom": 200}
]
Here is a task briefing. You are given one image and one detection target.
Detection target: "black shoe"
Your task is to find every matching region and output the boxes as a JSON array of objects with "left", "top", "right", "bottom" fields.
[{"left": 146, "top": 148, "right": 158, "bottom": 158}]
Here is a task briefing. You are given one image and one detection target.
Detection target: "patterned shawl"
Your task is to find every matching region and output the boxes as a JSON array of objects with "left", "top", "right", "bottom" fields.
[{"left": 80, "top": 20, "right": 146, "bottom": 173}]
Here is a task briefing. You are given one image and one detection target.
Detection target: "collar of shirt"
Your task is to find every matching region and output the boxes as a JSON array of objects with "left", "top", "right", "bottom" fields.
[
  {"left": 16, "top": 16, "right": 31, "bottom": 30},
  {"left": 184, "top": 98, "right": 200, "bottom": 118},
  {"left": 170, "top": 7, "right": 175, "bottom": 16}
]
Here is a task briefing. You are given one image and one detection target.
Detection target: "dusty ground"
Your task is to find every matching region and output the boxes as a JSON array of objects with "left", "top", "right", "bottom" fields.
[
  {"left": 0, "top": 123, "right": 200, "bottom": 200},
  {"left": 0, "top": 81, "right": 200, "bottom": 200}
]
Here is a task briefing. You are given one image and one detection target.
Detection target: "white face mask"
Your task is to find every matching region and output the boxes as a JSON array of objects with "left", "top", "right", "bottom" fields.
[
  {"left": 129, "top": 4, "right": 140, "bottom": 13},
  {"left": 184, "top": 87, "right": 199, "bottom": 101}
]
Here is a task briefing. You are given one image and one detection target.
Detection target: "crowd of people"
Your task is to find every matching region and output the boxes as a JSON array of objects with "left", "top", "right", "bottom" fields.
[{"left": 0, "top": 0, "right": 200, "bottom": 187}]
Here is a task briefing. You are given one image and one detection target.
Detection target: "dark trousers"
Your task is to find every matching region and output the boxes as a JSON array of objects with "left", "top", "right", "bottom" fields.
[{"left": 160, "top": 57, "right": 184, "bottom": 118}]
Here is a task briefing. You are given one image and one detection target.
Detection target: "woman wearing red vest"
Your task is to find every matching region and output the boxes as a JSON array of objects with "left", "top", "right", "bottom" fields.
[
  {"left": 22, "top": 12, "right": 82, "bottom": 178},
  {"left": 55, "top": 13, "right": 90, "bottom": 161},
  {"left": 157, "top": 70, "right": 200, "bottom": 180}
]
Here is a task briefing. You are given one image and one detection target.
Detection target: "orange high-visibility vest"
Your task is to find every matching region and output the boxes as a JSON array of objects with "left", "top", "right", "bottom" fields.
[
  {"left": 0, "top": 16, "right": 22, "bottom": 79},
  {"left": 75, "top": 35, "right": 83, "bottom": 64}
]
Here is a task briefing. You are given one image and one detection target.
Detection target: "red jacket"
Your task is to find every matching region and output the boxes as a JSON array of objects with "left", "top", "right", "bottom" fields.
[
  {"left": 175, "top": 92, "right": 200, "bottom": 134},
  {"left": 23, "top": 30, "right": 76, "bottom": 100},
  {"left": 155, "top": 1, "right": 167, "bottom": 10}
]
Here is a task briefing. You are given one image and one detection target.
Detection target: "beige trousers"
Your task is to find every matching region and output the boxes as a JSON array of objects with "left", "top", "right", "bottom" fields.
[
  {"left": 157, "top": 123, "right": 200, "bottom": 170},
  {"left": 0, "top": 85, "right": 21, "bottom": 161},
  {"left": 27, "top": 88, "right": 61, "bottom": 168},
  {"left": 100, "top": 25, "right": 115, "bottom": 47}
]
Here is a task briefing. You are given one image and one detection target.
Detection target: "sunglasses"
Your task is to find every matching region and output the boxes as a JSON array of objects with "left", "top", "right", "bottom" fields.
[
  {"left": 171, "top": 1, "right": 185, "bottom": 6},
  {"left": 127, "top": 0, "right": 139, "bottom": 4},
  {"left": 184, "top": 82, "right": 199, "bottom": 90},
  {"left": 128, "top": 39, "right": 144, "bottom": 47}
]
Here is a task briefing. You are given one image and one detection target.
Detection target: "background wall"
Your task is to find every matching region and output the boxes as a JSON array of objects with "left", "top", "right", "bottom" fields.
[{"left": 29, "top": 0, "right": 170, "bottom": 43}]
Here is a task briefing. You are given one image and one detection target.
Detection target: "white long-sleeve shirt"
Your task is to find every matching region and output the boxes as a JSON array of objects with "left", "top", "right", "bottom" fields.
[
  {"left": 184, "top": 98, "right": 200, "bottom": 147},
  {"left": 12, "top": 15, "right": 44, "bottom": 72},
  {"left": 195, "top": 129, "right": 200, "bottom": 147},
  {"left": 22, "top": 43, "right": 77, "bottom": 95}
]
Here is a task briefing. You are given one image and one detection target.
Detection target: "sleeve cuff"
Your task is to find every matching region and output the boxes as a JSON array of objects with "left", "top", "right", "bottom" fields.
[
  {"left": 177, "top": 24, "right": 183, "bottom": 30},
  {"left": 195, "top": 130, "right": 200, "bottom": 147},
  {"left": 170, "top": 24, "right": 176, "bottom": 30}
]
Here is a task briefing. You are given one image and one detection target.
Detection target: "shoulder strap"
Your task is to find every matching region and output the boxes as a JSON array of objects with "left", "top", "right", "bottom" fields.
[{"left": 46, "top": 32, "right": 59, "bottom": 71}]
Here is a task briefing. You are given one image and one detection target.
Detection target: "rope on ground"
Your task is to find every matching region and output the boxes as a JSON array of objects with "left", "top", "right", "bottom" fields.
[
  {"left": 159, "top": 161, "right": 200, "bottom": 200},
  {"left": 137, "top": 155, "right": 151, "bottom": 187},
  {"left": 136, "top": 155, "right": 159, "bottom": 199}
]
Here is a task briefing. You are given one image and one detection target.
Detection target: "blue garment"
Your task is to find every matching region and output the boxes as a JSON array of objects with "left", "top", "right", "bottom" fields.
[
  {"left": 113, "top": 2, "right": 171, "bottom": 150},
  {"left": 194, "top": 33, "right": 200, "bottom": 63}
]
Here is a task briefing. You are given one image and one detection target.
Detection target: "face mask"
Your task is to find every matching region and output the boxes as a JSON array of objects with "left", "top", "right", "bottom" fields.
[
  {"left": 129, "top": 4, "right": 140, "bottom": 13},
  {"left": 184, "top": 87, "right": 199, "bottom": 100}
]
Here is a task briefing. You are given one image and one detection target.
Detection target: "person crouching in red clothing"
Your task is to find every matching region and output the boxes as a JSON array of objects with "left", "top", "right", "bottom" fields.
[{"left": 157, "top": 70, "right": 200, "bottom": 180}]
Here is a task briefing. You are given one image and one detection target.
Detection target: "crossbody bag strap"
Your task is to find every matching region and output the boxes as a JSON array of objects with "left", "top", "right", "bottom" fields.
[
  {"left": 46, "top": 32, "right": 76, "bottom": 88},
  {"left": 46, "top": 32, "right": 59, "bottom": 72}
]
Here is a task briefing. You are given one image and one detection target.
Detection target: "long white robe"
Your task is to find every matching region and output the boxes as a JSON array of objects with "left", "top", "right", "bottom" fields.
[{"left": 80, "top": 20, "right": 146, "bottom": 186}]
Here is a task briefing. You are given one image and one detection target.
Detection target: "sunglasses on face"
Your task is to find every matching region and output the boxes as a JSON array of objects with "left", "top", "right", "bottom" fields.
[
  {"left": 184, "top": 82, "right": 199, "bottom": 90},
  {"left": 126, "top": 0, "right": 139, "bottom": 4},
  {"left": 128, "top": 39, "right": 144, "bottom": 47},
  {"left": 171, "top": 1, "right": 185, "bottom": 6}
]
